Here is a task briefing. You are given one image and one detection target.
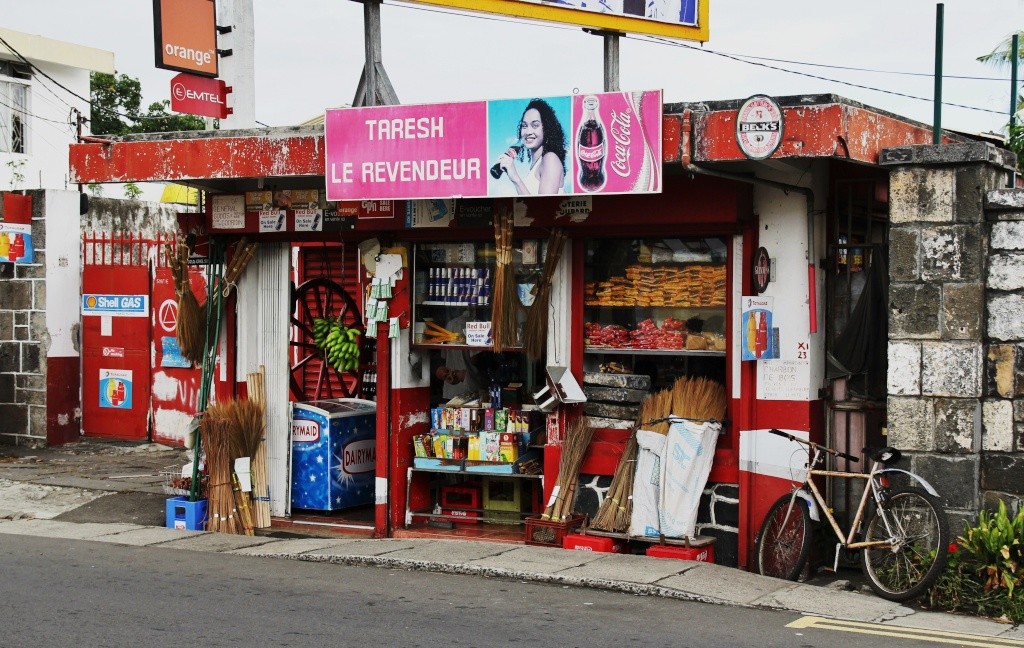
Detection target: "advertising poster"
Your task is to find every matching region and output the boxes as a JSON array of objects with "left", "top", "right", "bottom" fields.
[
  {"left": 1, "top": 192, "right": 34, "bottom": 264},
  {"left": 406, "top": 199, "right": 454, "bottom": 228},
  {"left": 99, "top": 368, "right": 133, "bottom": 409},
  {"left": 325, "top": 90, "right": 662, "bottom": 201},
  {"left": 741, "top": 295, "right": 778, "bottom": 361}
]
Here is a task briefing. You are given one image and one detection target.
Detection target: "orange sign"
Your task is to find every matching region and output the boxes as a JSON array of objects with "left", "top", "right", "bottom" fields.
[{"left": 153, "top": 0, "right": 219, "bottom": 77}]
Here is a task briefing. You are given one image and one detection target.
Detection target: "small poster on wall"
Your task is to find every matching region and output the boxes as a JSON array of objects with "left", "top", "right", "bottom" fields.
[
  {"left": 99, "top": 368, "right": 133, "bottom": 409},
  {"left": 741, "top": 295, "right": 778, "bottom": 361}
]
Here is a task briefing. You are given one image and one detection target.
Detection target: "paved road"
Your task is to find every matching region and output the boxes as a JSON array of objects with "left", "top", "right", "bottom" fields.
[{"left": 1, "top": 533, "right": 1002, "bottom": 648}]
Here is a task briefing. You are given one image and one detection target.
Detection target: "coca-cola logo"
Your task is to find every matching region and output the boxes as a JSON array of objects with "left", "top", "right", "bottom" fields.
[{"left": 609, "top": 109, "right": 633, "bottom": 178}]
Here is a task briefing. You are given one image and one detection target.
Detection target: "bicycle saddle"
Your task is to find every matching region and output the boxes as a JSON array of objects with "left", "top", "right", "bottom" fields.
[{"left": 864, "top": 447, "right": 902, "bottom": 465}]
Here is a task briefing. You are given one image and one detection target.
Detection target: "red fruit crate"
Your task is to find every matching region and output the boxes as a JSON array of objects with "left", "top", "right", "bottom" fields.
[{"left": 524, "top": 514, "right": 585, "bottom": 547}]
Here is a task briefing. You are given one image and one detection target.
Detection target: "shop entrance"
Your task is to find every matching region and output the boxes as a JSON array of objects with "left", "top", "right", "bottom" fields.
[
  {"left": 825, "top": 177, "right": 889, "bottom": 531},
  {"left": 81, "top": 234, "right": 154, "bottom": 440}
]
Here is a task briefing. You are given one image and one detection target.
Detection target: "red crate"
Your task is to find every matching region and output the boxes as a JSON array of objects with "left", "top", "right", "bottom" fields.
[
  {"left": 645, "top": 543, "right": 715, "bottom": 563},
  {"left": 563, "top": 533, "right": 626, "bottom": 553},
  {"left": 441, "top": 485, "right": 481, "bottom": 525},
  {"left": 524, "top": 514, "right": 585, "bottom": 547}
]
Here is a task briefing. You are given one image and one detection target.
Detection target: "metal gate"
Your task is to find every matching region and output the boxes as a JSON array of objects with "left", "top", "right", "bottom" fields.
[{"left": 81, "top": 233, "right": 157, "bottom": 440}]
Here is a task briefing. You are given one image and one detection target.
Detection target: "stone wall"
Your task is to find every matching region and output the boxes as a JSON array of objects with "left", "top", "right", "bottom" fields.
[
  {"left": 0, "top": 190, "right": 47, "bottom": 446},
  {"left": 881, "top": 142, "right": 1018, "bottom": 527},
  {"left": 0, "top": 192, "right": 180, "bottom": 447},
  {"left": 982, "top": 189, "right": 1024, "bottom": 511}
]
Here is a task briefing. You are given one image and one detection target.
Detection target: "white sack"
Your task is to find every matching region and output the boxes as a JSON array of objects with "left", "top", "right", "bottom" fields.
[
  {"left": 629, "top": 429, "right": 667, "bottom": 538},
  {"left": 658, "top": 417, "right": 722, "bottom": 539}
]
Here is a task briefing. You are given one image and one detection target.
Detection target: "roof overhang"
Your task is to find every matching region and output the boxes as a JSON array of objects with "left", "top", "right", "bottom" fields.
[
  {"left": 0, "top": 27, "right": 114, "bottom": 74},
  {"left": 69, "top": 94, "right": 968, "bottom": 193}
]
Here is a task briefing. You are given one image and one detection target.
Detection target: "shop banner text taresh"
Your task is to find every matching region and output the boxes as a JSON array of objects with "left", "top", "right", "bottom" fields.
[{"left": 324, "top": 90, "right": 662, "bottom": 202}]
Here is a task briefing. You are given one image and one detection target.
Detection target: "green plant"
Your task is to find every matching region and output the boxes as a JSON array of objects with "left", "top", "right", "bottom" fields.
[
  {"left": 123, "top": 182, "right": 142, "bottom": 200},
  {"left": 929, "top": 501, "right": 1024, "bottom": 623},
  {"left": 87, "top": 182, "right": 104, "bottom": 198},
  {"left": 960, "top": 500, "right": 1024, "bottom": 597}
]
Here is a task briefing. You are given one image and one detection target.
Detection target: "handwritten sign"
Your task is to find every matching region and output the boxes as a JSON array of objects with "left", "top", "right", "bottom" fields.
[
  {"left": 211, "top": 194, "right": 245, "bottom": 229},
  {"left": 757, "top": 360, "right": 809, "bottom": 401}
]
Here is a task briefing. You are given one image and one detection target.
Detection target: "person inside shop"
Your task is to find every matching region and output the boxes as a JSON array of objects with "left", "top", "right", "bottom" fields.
[{"left": 493, "top": 98, "right": 567, "bottom": 196}]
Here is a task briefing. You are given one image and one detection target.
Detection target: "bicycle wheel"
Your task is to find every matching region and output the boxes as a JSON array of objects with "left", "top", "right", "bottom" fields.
[
  {"left": 861, "top": 487, "right": 949, "bottom": 602},
  {"left": 757, "top": 494, "right": 813, "bottom": 581}
]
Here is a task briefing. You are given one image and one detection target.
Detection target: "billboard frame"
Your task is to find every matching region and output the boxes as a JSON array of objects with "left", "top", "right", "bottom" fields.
[{"left": 392, "top": 0, "right": 708, "bottom": 41}]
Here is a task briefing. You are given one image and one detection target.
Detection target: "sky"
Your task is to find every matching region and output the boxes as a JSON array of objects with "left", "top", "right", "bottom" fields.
[{"left": 1, "top": 0, "right": 1021, "bottom": 137}]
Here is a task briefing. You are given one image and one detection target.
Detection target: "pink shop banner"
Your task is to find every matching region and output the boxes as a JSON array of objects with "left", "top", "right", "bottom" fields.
[
  {"left": 324, "top": 90, "right": 662, "bottom": 201},
  {"left": 325, "top": 102, "right": 488, "bottom": 201}
]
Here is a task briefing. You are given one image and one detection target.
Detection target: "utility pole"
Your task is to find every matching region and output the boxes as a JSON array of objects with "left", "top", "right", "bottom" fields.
[{"left": 217, "top": 0, "right": 257, "bottom": 128}]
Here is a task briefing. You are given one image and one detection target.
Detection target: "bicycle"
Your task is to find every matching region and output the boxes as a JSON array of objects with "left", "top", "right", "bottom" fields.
[{"left": 755, "top": 428, "right": 950, "bottom": 602}]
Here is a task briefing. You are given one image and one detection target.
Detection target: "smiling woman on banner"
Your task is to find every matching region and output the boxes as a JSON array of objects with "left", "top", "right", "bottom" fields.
[{"left": 493, "top": 98, "right": 567, "bottom": 196}]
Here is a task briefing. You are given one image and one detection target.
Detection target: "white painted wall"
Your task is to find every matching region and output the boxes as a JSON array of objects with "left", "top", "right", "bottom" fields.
[
  {"left": 42, "top": 189, "right": 81, "bottom": 359},
  {"left": 751, "top": 161, "right": 829, "bottom": 401},
  {"left": 0, "top": 60, "right": 91, "bottom": 192}
]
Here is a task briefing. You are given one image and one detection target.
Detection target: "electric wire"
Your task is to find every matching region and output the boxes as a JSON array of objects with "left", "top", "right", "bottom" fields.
[
  {"left": 630, "top": 33, "right": 1008, "bottom": 116},
  {"left": 0, "top": 34, "right": 196, "bottom": 127},
  {"left": 391, "top": 1, "right": 1013, "bottom": 117}
]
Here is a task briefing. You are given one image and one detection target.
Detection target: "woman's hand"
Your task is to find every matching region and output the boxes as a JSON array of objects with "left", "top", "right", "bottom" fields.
[{"left": 498, "top": 152, "right": 522, "bottom": 185}]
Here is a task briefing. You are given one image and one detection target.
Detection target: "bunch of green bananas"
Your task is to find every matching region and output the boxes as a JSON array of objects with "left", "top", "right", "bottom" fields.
[{"left": 312, "top": 317, "right": 361, "bottom": 373}]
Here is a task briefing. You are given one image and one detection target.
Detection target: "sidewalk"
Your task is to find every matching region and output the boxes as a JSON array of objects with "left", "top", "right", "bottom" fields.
[{"left": 1, "top": 438, "right": 1021, "bottom": 642}]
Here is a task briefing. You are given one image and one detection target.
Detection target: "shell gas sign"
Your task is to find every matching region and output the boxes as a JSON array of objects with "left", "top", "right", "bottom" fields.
[{"left": 153, "top": 0, "right": 219, "bottom": 78}]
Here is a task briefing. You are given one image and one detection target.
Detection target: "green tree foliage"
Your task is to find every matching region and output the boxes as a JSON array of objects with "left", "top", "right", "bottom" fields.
[
  {"left": 89, "top": 72, "right": 208, "bottom": 136},
  {"left": 977, "top": 31, "right": 1023, "bottom": 171}
]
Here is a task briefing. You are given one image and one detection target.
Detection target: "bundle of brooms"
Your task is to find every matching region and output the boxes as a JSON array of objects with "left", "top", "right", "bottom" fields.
[
  {"left": 589, "top": 376, "right": 726, "bottom": 533},
  {"left": 201, "top": 397, "right": 266, "bottom": 535},
  {"left": 490, "top": 204, "right": 517, "bottom": 352},
  {"left": 247, "top": 367, "right": 271, "bottom": 528},
  {"left": 523, "top": 228, "right": 566, "bottom": 360},
  {"left": 166, "top": 242, "right": 207, "bottom": 365},
  {"left": 541, "top": 417, "right": 594, "bottom": 522}
]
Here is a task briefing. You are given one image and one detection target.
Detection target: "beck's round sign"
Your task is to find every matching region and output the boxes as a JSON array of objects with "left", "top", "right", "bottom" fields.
[{"left": 736, "top": 95, "right": 784, "bottom": 160}]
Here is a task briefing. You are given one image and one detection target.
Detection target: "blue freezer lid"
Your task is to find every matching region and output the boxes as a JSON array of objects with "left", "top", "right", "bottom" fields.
[{"left": 293, "top": 398, "right": 376, "bottom": 417}]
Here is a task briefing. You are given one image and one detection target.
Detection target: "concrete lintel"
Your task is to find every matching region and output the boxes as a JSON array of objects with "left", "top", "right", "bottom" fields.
[{"left": 879, "top": 143, "right": 1015, "bottom": 171}]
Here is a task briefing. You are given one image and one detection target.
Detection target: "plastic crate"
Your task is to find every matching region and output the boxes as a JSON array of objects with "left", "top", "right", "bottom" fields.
[
  {"left": 645, "top": 543, "right": 715, "bottom": 563},
  {"left": 165, "top": 496, "right": 207, "bottom": 531},
  {"left": 441, "top": 485, "right": 481, "bottom": 525},
  {"left": 524, "top": 514, "right": 585, "bottom": 547},
  {"left": 563, "top": 533, "right": 627, "bottom": 553}
]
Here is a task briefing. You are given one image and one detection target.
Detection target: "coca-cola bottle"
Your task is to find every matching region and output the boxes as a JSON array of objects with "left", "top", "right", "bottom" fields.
[{"left": 577, "top": 95, "right": 606, "bottom": 192}]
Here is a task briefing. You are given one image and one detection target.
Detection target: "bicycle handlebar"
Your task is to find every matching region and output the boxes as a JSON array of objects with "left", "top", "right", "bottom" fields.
[{"left": 768, "top": 428, "right": 859, "bottom": 463}]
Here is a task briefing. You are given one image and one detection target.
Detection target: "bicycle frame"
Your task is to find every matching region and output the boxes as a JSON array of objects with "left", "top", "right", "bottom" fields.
[{"left": 788, "top": 446, "right": 890, "bottom": 551}]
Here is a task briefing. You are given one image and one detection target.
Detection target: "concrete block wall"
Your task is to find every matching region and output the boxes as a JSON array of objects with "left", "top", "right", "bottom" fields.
[{"left": 881, "top": 142, "right": 1018, "bottom": 527}]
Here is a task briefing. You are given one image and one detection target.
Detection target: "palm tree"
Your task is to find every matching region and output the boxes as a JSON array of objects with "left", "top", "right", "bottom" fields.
[{"left": 978, "top": 30, "right": 1023, "bottom": 170}]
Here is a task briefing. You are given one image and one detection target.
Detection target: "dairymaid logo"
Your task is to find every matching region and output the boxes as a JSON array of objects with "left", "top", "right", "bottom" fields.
[
  {"left": 172, "top": 81, "right": 224, "bottom": 105},
  {"left": 292, "top": 420, "right": 320, "bottom": 443},
  {"left": 342, "top": 439, "right": 375, "bottom": 475}
]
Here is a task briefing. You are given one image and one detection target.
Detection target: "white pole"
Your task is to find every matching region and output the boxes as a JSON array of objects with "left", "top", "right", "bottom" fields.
[{"left": 217, "top": 0, "right": 256, "bottom": 128}]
